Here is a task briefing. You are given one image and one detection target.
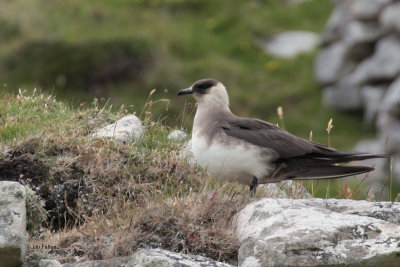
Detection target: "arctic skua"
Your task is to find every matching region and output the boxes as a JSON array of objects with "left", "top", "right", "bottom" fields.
[{"left": 178, "top": 78, "right": 387, "bottom": 196}]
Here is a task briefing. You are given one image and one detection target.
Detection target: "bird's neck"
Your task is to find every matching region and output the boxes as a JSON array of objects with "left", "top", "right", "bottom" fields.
[{"left": 193, "top": 103, "right": 231, "bottom": 132}]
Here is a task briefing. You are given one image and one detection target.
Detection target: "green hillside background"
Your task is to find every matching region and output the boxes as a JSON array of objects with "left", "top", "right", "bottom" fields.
[{"left": 0, "top": 0, "right": 373, "bottom": 149}]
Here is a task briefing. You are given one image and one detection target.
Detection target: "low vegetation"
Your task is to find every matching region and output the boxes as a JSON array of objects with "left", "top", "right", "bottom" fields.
[
  {"left": 0, "top": 0, "right": 372, "bottom": 149},
  {"left": 1, "top": 86, "right": 397, "bottom": 265},
  {"left": 0, "top": 90, "right": 252, "bottom": 264}
]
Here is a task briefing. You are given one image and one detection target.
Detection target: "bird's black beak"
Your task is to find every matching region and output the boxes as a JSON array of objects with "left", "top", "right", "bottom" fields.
[{"left": 177, "top": 88, "right": 193, "bottom": 96}]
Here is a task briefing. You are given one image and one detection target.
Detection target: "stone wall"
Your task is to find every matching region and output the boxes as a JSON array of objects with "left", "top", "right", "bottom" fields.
[{"left": 315, "top": 0, "right": 400, "bottom": 182}]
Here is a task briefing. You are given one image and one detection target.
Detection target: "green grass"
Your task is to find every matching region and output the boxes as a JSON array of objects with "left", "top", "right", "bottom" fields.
[
  {"left": 1, "top": 90, "right": 398, "bottom": 265},
  {"left": 0, "top": 0, "right": 372, "bottom": 150}
]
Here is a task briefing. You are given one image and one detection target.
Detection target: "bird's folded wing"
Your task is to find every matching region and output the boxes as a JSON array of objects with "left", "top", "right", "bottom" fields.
[{"left": 221, "top": 117, "right": 339, "bottom": 159}]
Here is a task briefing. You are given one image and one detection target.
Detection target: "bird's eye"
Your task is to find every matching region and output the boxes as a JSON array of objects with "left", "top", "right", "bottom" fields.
[{"left": 199, "top": 83, "right": 209, "bottom": 89}]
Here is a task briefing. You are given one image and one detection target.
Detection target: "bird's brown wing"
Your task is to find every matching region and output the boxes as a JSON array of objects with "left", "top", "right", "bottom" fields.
[
  {"left": 221, "top": 116, "right": 384, "bottom": 180},
  {"left": 221, "top": 116, "right": 341, "bottom": 159}
]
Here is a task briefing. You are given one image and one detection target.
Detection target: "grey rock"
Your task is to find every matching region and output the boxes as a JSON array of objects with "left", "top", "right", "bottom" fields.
[
  {"left": 361, "top": 85, "right": 386, "bottom": 126},
  {"left": 320, "top": 0, "right": 355, "bottom": 45},
  {"left": 168, "top": 130, "right": 187, "bottom": 142},
  {"left": 351, "top": 0, "right": 392, "bottom": 20},
  {"left": 380, "top": 2, "right": 400, "bottom": 33},
  {"left": 235, "top": 198, "right": 400, "bottom": 267},
  {"left": 380, "top": 76, "right": 400, "bottom": 117},
  {"left": 259, "top": 182, "right": 309, "bottom": 199},
  {"left": 62, "top": 248, "right": 233, "bottom": 267},
  {"left": 342, "top": 21, "right": 382, "bottom": 60},
  {"left": 39, "top": 259, "right": 63, "bottom": 267},
  {"left": 377, "top": 112, "right": 400, "bottom": 154},
  {"left": 91, "top": 115, "right": 143, "bottom": 143},
  {"left": 279, "top": 180, "right": 312, "bottom": 199},
  {"left": 262, "top": 31, "right": 319, "bottom": 59},
  {"left": 315, "top": 42, "right": 354, "bottom": 85},
  {"left": 0, "top": 181, "right": 27, "bottom": 267},
  {"left": 260, "top": 184, "right": 288, "bottom": 199},
  {"left": 376, "top": 79, "right": 400, "bottom": 154},
  {"left": 317, "top": 21, "right": 381, "bottom": 85},
  {"left": 322, "top": 78, "right": 363, "bottom": 110},
  {"left": 352, "top": 35, "right": 400, "bottom": 85}
]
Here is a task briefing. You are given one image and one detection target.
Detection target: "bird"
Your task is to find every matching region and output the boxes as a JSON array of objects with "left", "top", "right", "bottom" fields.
[{"left": 177, "top": 78, "right": 388, "bottom": 196}]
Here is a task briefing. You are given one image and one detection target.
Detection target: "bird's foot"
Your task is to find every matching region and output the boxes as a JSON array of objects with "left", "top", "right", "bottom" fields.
[{"left": 249, "top": 176, "right": 258, "bottom": 197}]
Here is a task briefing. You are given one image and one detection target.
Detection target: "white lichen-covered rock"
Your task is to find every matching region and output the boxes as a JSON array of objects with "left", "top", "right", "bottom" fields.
[
  {"left": 235, "top": 198, "right": 400, "bottom": 267},
  {"left": 39, "top": 259, "right": 63, "bottom": 267},
  {"left": 259, "top": 184, "right": 288, "bottom": 198},
  {"left": 168, "top": 129, "right": 187, "bottom": 142},
  {"left": 262, "top": 31, "right": 319, "bottom": 59},
  {"left": 279, "top": 180, "right": 312, "bottom": 199},
  {"left": 62, "top": 248, "right": 234, "bottom": 267},
  {"left": 0, "top": 181, "right": 27, "bottom": 267},
  {"left": 91, "top": 115, "right": 143, "bottom": 143}
]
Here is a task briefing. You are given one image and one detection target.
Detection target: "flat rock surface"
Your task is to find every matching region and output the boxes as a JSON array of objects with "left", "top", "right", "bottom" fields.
[
  {"left": 0, "top": 181, "right": 27, "bottom": 267},
  {"left": 62, "top": 248, "right": 234, "bottom": 267},
  {"left": 235, "top": 198, "right": 400, "bottom": 267},
  {"left": 262, "top": 31, "right": 319, "bottom": 59},
  {"left": 39, "top": 259, "right": 63, "bottom": 267}
]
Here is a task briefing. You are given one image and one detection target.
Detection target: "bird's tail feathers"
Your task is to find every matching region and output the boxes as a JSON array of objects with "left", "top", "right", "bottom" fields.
[{"left": 292, "top": 165, "right": 374, "bottom": 180}]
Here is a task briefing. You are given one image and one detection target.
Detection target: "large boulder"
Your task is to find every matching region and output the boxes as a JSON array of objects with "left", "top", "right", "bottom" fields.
[
  {"left": 235, "top": 198, "right": 400, "bottom": 267},
  {"left": 62, "top": 248, "right": 234, "bottom": 267},
  {"left": 0, "top": 181, "right": 27, "bottom": 267},
  {"left": 39, "top": 259, "right": 63, "bottom": 267}
]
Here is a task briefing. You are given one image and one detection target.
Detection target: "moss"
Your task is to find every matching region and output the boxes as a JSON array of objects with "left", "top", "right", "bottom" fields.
[{"left": 25, "top": 186, "right": 47, "bottom": 235}]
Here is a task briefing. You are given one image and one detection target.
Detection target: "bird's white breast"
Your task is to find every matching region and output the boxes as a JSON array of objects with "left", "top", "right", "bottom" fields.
[{"left": 192, "top": 132, "right": 274, "bottom": 185}]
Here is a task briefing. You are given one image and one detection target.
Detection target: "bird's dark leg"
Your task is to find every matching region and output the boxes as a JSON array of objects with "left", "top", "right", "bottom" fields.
[{"left": 249, "top": 176, "right": 258, "bottom": 197}]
